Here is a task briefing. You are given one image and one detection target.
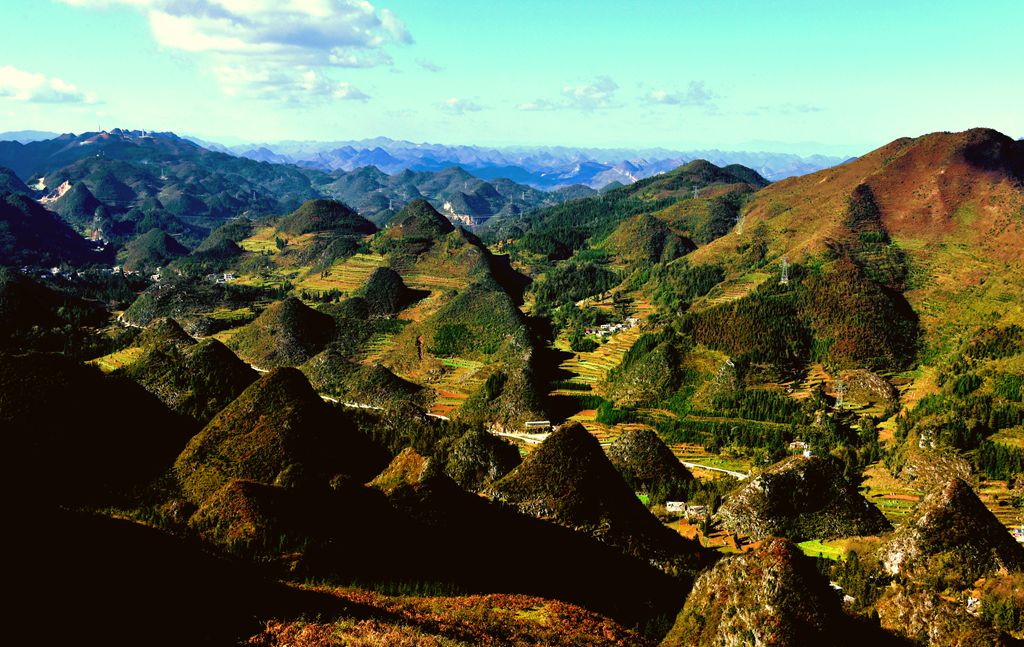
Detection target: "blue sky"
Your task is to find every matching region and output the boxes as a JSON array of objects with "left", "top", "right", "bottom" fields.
[{"left": 0, "top": 0, "right": 1021, "bottom": 155}]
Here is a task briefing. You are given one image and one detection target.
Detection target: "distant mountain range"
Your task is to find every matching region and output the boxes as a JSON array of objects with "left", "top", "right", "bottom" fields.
[
  {"left": 0, "top": 130, "right": 60, "bottom": 144},
  {"left": 0, "top": 129, "right": 589, "bottom": 248},
  {"left": 227, "top": 137, "right": 846, "bottom": 187}
]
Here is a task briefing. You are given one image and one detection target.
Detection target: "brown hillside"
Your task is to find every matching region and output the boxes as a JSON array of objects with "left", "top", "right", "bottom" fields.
[
  {"left": 692, "top": 128, "right": 1024, "bottom": 346},
  {"left": 697, "top": 128, "right": 1024, "bottom": 263}
]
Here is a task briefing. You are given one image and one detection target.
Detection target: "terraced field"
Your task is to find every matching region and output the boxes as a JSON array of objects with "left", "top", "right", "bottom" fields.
[
  {"left": 402, "top": 271, "right": 466, "bottom": 292},
  {"left": 89, "top": 346, "right": 145, "bottom": 373},
  {"left": 550, "top": 323, "right": 643, "bottom": 394},
  {"left": 668, "top": 441, "right": 752, "bottom": 477},
  {"left": 796, "top": 539, "right": 846, "bottom": 561},
  {"left": 363, "top": 331, "right": 398, "bottom": 364},
  {"left": 420, "top": 358, "right": 485, "bottom": 418},
  {"left": 788, "top": 363, "right": 831, "bottom": 401},
  {"left": 697, "top": 271, "right": 771, "bottom": 309},
  {"left": 237, "top": 226, "right": 280, "bottom": 253},
  {"left": 293, "top": 253, "right": 386, "bottom": 294},
  {"left": 860, "top": 462, "right": 924, "bottom": 525},
  {"left": 977, "top": 479, "right": 1024, "bottom": 530},
  {"left": 863, "top": 461, "right": 1022, "bottom": 532}
]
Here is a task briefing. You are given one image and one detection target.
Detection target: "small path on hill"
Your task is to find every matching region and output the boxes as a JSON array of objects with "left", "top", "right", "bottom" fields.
[{"left": 680, "top": 461, "right": 749, "bottom": 480}]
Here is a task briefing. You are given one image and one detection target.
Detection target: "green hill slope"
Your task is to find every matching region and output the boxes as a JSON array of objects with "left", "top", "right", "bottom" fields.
[{"left": 227, "top": 297, "right": 336, "bottom": 368}]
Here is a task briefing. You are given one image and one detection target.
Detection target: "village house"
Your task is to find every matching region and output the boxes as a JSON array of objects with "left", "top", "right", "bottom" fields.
[
  {"left": 665, "top": 501, "right": 686, "bottom": 514},
  {"left": 585, "top": 317, "right": 640, "bottom": 337},
  {"left": 684, "top": 504, "right": 708, "bottom": 521}
]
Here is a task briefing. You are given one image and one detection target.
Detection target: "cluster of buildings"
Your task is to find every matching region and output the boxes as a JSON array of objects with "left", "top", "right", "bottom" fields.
[
  {"left": 206, "top": 272, "right": 236, "bottom": 284},
  {"left": 585, "top": 317, "right": 640, "bottom": 337},
  {"left": 665, "top": 501, "right": 708, "bottom": 521},
  {"left": 788, "top": 440, "right": 814, "bottom": 457}
]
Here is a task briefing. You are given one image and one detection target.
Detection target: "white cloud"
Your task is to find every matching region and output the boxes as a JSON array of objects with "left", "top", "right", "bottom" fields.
[
  {"left": 646, "top": 81, "right": 714, "bottom": 107},
  {"left": 58, "top": 0, "right": 410, "bottom": 102},
  {"left": 0, "top": 65, "right": 95, "bottom": 103},
  {"left": 745, "top": 102, "right": 824, "bottom": 117},
  {"left": 561, "top": 76, "right": 619, "bottom": 110},
  {"left": 516, "top": 99, "right": 559, "bottom": 111},
  {"left": 416, "top": 58, "right": 443, "bottom": 73},
  {"left": 441, "top": 97, "right": 483, "bottom": 114},
  {"left": 333, "top": 82, "right": 370, "bottom": 101},
  {"left": 213, "top": 63, "right": 369, "bottom": 102},
  {"left": 518, "top": 76, "right": 620, "bottom": 112},
  {"left": 380, "top": 8, "right": 412, "bottom": 44}
]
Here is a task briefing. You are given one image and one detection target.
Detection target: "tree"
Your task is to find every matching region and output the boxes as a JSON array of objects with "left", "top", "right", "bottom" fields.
[{"left": 612, "top": 291, "right": 635, "bottom": 320}]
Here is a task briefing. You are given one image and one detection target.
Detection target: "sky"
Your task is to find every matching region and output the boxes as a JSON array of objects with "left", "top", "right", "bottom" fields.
[{"left": 0, "top": 0, "right": 1021, "bottom": 156}]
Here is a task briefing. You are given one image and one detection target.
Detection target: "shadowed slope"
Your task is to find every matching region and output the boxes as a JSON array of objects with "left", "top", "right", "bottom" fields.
[
  {"left": 174, "top": 367, "right": 388, "bottom": 503},
  {"left": 487, "top": 422, "right": 703, "bottom": 567}
]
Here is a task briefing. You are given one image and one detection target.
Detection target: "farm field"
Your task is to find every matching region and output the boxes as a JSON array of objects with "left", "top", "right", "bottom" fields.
[
  {"left": 696, "top": 271, "right": 770, "bottom": 309},
  {"left": 293, "top": 253, "right": 385, "bottom": 294},
  {"left": 860, "top": 462, "right": 924, "bottom": 525},
  {"left": 89, "top": 346, "right": 145, "bottom": 373}
]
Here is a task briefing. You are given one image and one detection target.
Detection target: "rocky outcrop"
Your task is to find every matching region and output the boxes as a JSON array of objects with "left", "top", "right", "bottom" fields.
[
  {"left": 879, "top": 478, "right": 1024, "bottom": 585},
  {"left": 718, "top": 454, "right": 891, "bottom": 541},
  {"left": 664, "top": 539, "right": 850, "bottom": 646}
]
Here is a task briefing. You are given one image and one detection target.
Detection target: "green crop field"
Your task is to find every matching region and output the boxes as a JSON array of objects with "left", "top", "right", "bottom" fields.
[
  {"left": 797, "top": 539, "right": 846, "bottom": 561},
  {"left": 90, "top": 346, "right": 145, "bottom": 373},
  {"left": 294, "top": 253, "right": 386, "bottom": 294}
]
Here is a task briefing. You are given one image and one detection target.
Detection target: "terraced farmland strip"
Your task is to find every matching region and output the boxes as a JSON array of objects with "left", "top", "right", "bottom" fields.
[
  {"left": 698, "top": 272, "right": 770, "bottom": 309},
  {"left": 861, "top": 462, "right": 924, "bottom": 524},
  {"left": 402, "top": 273, "right": 466, "bottom": 291},
  {"left": 89, "top": 346, "right": 145, "bottom": 373},
  {"left": 363, "top": 332, "right": 398, "bottom": 363},
  {"left": 295, "top": 253, "right": 386, "bottom": 293}
]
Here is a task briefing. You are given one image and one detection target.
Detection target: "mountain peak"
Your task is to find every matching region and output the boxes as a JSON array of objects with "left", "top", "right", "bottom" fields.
[
  {"left": 880, "top": 477, "right": 1024, "bottom": 584},
  {"left": 665, "top": 538, "right": 850, "bottom": 646},
  {"left": 390, "top": 198, "right": 455, "bottom": 237},
  {"left": 276, "top": 198, "right": 376, "bottom": 236},
  {"left": 227, "top": 297, "right": 336, "bottom": 368},
  {"left": 487, "top": 422, "right": 700, "bottom": 565},
  {"left": 718, "top": 454, "right": 891, "bottom": 541}
]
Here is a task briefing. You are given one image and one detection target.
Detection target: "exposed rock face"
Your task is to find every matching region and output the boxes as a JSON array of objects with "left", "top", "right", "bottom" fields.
[
  {"left": 879, "top": 478, "right": 1024, "bottom": 584},
  {"left": 876, "top": 584, "right": 1011, "bottom": 647},
  {"left": 664, "top": 539, "right": 848, "bottom": 646},
  {"left": 718, "top": 455, "right": 891, "bottom": 541},
  {"left": 840, "top": 369, "right": 898, "bottom": 408}
]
